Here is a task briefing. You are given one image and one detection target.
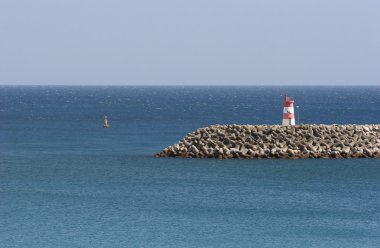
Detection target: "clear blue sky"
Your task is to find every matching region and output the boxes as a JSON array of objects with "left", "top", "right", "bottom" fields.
[{"left": 0, "top": 0, "right": 379, "bottom": 85}]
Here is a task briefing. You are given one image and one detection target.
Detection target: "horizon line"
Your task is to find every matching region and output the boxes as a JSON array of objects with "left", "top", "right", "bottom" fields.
[{"left": 0, "top": 83, "right": 379, "bottom": 87}]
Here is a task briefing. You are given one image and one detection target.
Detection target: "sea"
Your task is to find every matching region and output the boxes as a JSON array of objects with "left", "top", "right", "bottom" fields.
[{"left": 0, "top": 86, "right": 379, "bottom": 248}]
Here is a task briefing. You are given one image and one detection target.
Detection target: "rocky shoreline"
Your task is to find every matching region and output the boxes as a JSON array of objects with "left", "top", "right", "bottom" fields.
[{"left": 155, "top": 125, "right": 380, "bottom": 159}]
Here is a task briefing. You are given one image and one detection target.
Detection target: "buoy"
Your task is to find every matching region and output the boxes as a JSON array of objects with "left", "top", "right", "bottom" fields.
[
  {"left": 103, "top": 116, "right": 109, "bottom": 128},
  {"left": 282, "top": 95, "right": 295, "bottom": 126}
]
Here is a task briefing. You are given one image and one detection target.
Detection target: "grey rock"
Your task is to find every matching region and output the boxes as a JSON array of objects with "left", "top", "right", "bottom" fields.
[
  {"left": 190, "top": 145, "right": 199, "bottom": 154},
  {"left": 156, "top": 124, "right": 380, "bottom": 159}
]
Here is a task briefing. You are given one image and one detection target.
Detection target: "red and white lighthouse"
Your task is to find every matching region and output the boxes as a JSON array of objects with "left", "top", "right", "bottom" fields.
[{"left": 282, "top": 95, "right": 295, "bottom": 126}]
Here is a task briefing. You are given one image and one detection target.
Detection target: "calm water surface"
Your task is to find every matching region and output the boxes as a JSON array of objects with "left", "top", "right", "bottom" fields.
[{"left": 0, "top": 86, "right": 379, "bottom": 247}]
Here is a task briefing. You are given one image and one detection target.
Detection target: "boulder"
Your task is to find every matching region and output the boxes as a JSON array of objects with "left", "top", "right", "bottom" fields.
[{"left": 156, "top": 124, "right": 380, "bottom": 159}]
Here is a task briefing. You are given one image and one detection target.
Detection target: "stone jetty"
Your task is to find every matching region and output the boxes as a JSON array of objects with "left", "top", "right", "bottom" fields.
[{"left": 155, "top": 125, "right": 380, "bottom": 159}]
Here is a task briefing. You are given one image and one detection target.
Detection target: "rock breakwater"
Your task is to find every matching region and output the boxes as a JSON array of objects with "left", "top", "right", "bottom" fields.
[{"left": 156, "top": 125, "right": 380, "bottom": 159}]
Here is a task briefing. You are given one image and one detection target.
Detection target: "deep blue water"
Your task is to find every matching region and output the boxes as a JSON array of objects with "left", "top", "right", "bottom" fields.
[{"left": 0, "top": 86, "right": 379, "bottom": 248}]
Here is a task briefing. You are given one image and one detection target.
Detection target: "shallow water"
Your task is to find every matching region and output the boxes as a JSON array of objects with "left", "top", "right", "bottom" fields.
[{"left": 1, "top": 86, "right": 379, "bottom": 247}]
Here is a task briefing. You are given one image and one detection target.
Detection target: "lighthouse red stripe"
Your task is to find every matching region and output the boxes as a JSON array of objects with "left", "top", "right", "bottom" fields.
[
  {"left": 284, "top": 102, "right": 294, "bottom": 107},
  {"left": 283, "top": 113, "right": 295, "bottom": 119}
]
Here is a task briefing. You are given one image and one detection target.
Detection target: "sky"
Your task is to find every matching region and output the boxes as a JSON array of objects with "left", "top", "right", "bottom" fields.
[{"left": 0, "top": 0, "right": 379, "bottom": 85}]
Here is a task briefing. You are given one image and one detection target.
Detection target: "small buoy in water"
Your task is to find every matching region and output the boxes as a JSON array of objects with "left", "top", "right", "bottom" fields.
[{"left": 103, "top": 116, "right": 109, "bottom": 128}]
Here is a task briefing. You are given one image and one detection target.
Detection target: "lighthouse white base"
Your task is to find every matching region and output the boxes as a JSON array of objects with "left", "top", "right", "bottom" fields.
[{"left": 282, "top": 119, "right": 295, "bottom": 126}]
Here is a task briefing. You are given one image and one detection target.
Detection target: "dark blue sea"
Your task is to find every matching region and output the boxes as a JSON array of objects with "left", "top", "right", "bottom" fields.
[{"left": 1, "top": 86, "right": 379, "bottom": 248}]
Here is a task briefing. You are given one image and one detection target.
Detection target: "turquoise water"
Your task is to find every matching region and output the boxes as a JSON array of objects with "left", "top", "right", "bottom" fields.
[{"left": 1, "top": 86, "right": 380, "bottom": 247}]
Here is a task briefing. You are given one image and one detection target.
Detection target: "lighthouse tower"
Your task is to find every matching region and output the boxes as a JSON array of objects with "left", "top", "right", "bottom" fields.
[{"left": 282, "top": 95, "right": 295, "bottom": 126}]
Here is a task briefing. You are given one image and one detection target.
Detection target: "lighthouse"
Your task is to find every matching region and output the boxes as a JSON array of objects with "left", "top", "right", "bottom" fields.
[{"left": 282, "top": 95, "right": 295, "bottom": 126}]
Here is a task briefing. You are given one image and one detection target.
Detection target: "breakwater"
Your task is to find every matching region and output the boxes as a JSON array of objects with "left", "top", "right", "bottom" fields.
[{"left": 156, "top": 125, "right": 380, "bottom": 159}]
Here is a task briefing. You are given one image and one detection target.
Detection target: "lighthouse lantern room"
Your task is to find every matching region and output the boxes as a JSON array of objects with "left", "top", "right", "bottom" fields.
[{"left": 282, "top": 95, "right": 295, "bottom": 126}]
